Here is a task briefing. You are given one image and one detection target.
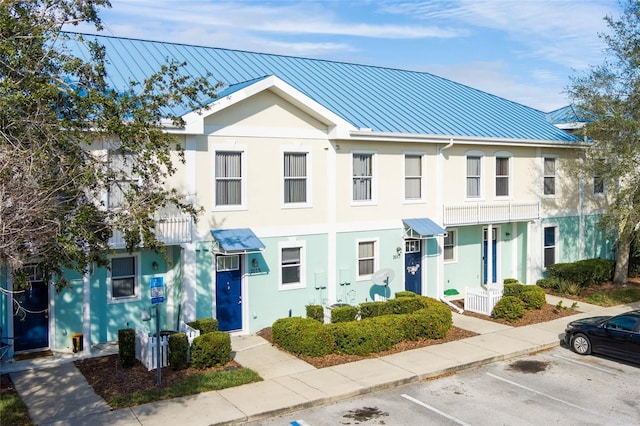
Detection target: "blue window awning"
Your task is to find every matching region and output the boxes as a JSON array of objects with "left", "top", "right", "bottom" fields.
[
  {"left": 211, "top": 228, "right": 265, "bottom": 253},
  {"left": 402, "top": 218, "right": 447, "bottom": 239}
]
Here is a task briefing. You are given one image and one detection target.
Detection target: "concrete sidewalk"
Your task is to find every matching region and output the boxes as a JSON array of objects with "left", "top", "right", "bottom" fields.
[{"left": 4, "top": 296, "right": 638, "bottom": 426}]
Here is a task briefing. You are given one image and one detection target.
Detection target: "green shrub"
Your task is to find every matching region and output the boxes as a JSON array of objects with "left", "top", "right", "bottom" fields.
[
  {"left": 521, "top": 286, "right": 546, "bottom": 310},
  {"left": 536, "top": 277, "right": 562, "bottom": 290},
  {"left": 306, "top": 304, "right": 324, "bottom": 323},
  {"left": 385, "top": 296, "right": 424, "bottom": 315},
  {"left": 331, "top": 305, "right": 358, "bottom": 323},
  {"left": 328, "top": 315, "right": 405, "bottom": 356},
  {"left": 117, "top": 328, "right": 136, "bottom": 368},
  {"left": 190, "top": 331, "right": 231, "bottom": 369},
  {"left": 503, "top": 278, "right": 519, "bottom": 285},
  {"left": 272, "top": 317, "right": 333, "bottom": 357},
  {"left": 546, "top": 258, "right": 614, "bottom": 287},
  {"left": 492, "top": 296, "right": 525, "bottom": 322},
  {"left": 400, "top": 306, "right": 452, "bottom": 341},
  {"left": 359, "top": 301, "right": 389, "bottom": 319},
  {"left": 503, "top": 283, "right": 526, "bottom": 298},
  {"left": 394, "top": 291, "right": 418, "bottom": 298},
  {"left": 168, "top": 332, "right": 189, "bottom": 371},
  {"left": 187, "top": 318, "right": 219, "bottom": 334}
]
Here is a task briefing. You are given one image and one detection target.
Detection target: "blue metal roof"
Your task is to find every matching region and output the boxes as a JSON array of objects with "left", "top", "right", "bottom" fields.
[
  {"left": 402, "top": 218, "right": 447, "bottom": 238},
  {"left": 211, "top": 228, "right": 265, "bottom": 253},
  {"left": 64, "top": 33, "right": 578, "bottom": 142},
  {"left": 547, "top": 105, "right": 590, "bottom": 125}
]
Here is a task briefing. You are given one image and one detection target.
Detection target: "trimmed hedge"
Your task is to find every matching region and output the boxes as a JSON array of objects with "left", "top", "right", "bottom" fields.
[
  {"left": 331, "top": 305, "right": 359, "bottom": 323},
  {"left": 187, "top": 318, "right": 219, "bottom": 334},
  {"left": 493, "top": 296, "right": 525, "bottom": 322},
  {"left": 117, "top": 328, "right": 136, "bottom": 368},
  {"left": 190, "top": 331, "right": 231, "bottom": 369},
  {"left": 394, "top": 291, "right": 418, "bottom": 298},
  {"left": 545, "top": 258, "right": 614, "bottom": 287},
  {"left": 272, "top": 317, "right": 333, "bottom": 357},
  {"left": 168, "top": 332, "right": 189, "bottom": 371},
  {"left": 306, "top": 304, "right": 324, "bottom": 323},
  {"left": 359, "top": 301, "right": 388, "bottom": 319}
]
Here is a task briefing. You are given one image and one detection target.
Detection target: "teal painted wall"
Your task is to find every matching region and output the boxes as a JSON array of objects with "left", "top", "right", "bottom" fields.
[
  {"left": 443, "top": 225, "right": 483, "bottom": 294},
  {"left": 195, "top": 242, "right": 214, "bottom": 320},
  {"left": 541, "top": 215, "right": 614, "bottom": 265}
]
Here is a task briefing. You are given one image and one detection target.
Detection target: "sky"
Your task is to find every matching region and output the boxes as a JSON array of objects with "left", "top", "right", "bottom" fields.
[{"left": 73, "top": 0, "right": 623, "bottom": 112}]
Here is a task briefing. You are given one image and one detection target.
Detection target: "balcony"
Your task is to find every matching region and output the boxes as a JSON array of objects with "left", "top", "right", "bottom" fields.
[
  {"left": 109, "top": 216, "right": 193, "bottom": 249},
  {"left": 443, "top": 201, "right": 539, "bottom": 226}
]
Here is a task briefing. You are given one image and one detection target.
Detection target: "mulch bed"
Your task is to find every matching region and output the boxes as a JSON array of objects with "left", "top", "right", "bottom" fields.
[{"left": 450, "top": 300, "right": 579, "bottom": 326}]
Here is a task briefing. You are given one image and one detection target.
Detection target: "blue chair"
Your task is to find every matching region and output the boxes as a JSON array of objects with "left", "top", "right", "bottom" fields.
[{"left": 0, "top": 328, "right": 15, "bottom": 361}]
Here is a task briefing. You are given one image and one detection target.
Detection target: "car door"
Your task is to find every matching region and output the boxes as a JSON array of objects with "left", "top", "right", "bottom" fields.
[{"left": 595, "top": 315, "right": 638, "bottom": 360}]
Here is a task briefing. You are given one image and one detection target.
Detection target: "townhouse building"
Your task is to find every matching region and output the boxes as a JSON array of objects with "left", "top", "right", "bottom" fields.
[{"left": 0, "top": 34, "right": 613, "bottom": 357}]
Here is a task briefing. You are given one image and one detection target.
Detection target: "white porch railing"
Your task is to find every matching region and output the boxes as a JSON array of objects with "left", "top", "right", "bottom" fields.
[
  {"left": 443, "top": 201, "right": 539, "bottom": 226},
  {"left": 135, "top": 322, "right": 200, "bottom": 370},
  {"left": 110, "top": 215, "right": 192, "bottom": 248},
  {"left": 464, "top": 286, "right": 504, "bottom": 316}
]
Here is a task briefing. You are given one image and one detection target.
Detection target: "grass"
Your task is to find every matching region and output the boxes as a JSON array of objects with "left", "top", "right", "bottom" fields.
[
  {"left": 0, "top": 383, "right": 32, "bottom": 426},
  {"left": 584, "top": 286, "right": 640, "bottom": 306},
  {"left": 108, "top": 367, "right": 262, "bottom": 409}
]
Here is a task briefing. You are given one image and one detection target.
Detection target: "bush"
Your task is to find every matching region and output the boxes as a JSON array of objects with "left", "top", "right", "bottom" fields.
[
  {"left": 400, "top": 306, "right": 452, "bottom": 341},
  {"left": 521, "top": 287, "right": 546, "bottom": 310},
  {"left": 190, "top": 331, "right": 231, "bottom": 369},
  {"left": 536, "top": 277, "right": 562, "bottom": 290},
  {"left": 187, "top": 318, "right": 218, "bottom": 334},
  {"left": 503, "top": 278, "right": 519, "bottom": 285},
  {"left": 546, "top": 258, "right": 614, "bottom": 287},
  {"left": 306, "top": 304, "right": 324, "bottom": 323},
  {"left": 359, "top": 301, "right": 389, "bottom": 319},
  {"left": 272, "top": 317, "right": 333, "bottom": 357},
  {"left": 492, "top": 296, "right": 525, "bottom": 322},
  {"left": 386, "top": 297, "right": 424, "bottom": 315},
  {"left": 117, "top": 328, "right": 136, "bottom": 368},
  {"left": 168, "top": 332, "right": 189, "bottom": 371},
  {"left": 331, "top": 305, "right": 358, "bottom": 323},
  {"left": 394, "top": 291, "right": 418, "bottom": 298}
]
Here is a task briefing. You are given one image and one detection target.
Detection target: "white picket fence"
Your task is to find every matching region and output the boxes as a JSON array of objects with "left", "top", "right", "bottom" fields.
[
  {"left": 464, "top": 286, "right": 503, "bottom": 316},
  {"left": 135, "top": 322, "right": 201, "bottom": 371}
]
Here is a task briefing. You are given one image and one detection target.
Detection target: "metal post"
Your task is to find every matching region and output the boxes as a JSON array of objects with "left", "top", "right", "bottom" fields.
[{"left": 156, "top": 304, "right": 161, "bottom": 385}]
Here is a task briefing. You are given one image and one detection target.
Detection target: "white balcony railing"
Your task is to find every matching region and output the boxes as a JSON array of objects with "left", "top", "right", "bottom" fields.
[
  {"left": 109, "top": 215, "right": 193, "bottom": 248},
  {"left": 443, "top": 201, "right": 539, "bottom": 226}
]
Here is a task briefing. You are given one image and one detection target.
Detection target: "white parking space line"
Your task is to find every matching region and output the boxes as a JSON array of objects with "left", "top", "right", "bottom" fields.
[
  {"left": 552, "top": 354, "right": 618, "bottom": 375},
  {"left": 486, "top": 373, "right": 627, "bottom": 425},
  {"left": 401, "top": 394, "right": 472, "bottom": 426}
]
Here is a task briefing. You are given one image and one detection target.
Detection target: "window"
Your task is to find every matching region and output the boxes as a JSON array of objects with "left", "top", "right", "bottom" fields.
[
  {"left": 217, "top": 255, "right": 239, "bottom": 271},
  {"left": 109, "top": 255, "right": 140, "bottom": 302},
  {"left": 543, "top": 157, "right": 557, "bottom": 196},
  {"left": 466, "top": 156, "right": 481, "bottom": 198},
  {"left": 284, "top": 152, "right": 307, "bottom": 204},
  {"left": 215, "top": 151, "right": 242, "bottom": 206},
  {"left": 594, "top": 174, "right": 604, "bottom": 195},
  {"left": 444, "top": 230, "right": 456, "bottom": 261},
  {"left": 405, "top": 239, "right": 420, "bottom": 253},
  {"left": 358, "top": 240, "right": 376, "bottom": 277},
  {"left": 279, "top": 241, "right": 306, "bottom": 290},
  {"left": 108, "top": 151, "right": 136, "bottom": 209},
  {"left": 605, "top": 316, "right": 638, "bottom": 332},
  {"left": 353, "top": 153, "right": 373, "bottom": 201},
  {"left": 543, "top": 226, "right": 557, "bottom": 267},
  {"left": 404, "top": 154, "right": 422, "bottom": 200},
  {"left": 496, "top": 157, "right": 510, "bottom": 197}
]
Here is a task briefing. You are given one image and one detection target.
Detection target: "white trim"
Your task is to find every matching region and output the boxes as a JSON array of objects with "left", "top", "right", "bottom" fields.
[
  {"left": 403, "top": 151, "right": 427, "bottom": 203},
  {"left": 542, "top": 224, "right": 559, "bottom": 269},
  {"left": 107, "top": 252, "right": 142, "bottom": 304},
  {"left": 278, "top": 240, "right": 307, "bottom": 291},
  {"left": 281, "top": 144, "right": 312, "bottom": 209},
  {"left": 494, "top": 151, "right": 512, "bottom": 199},
  {"left": 465, "top": 150, "right": 485, "bottom": 200},
  {"left": 212, "top": 142, "right": 248, "bottom": 211},
  {"left": 356, "top": 238, "right": 379, "bottom": 281},
  {"left": 350, "top": 150, "right": 378, "bottom": 205},
  {"left": 443, "top": 229, "right": 458, "bottom": 263},
  {"left": 541, "top": 154, "right": 559, "bottom": 198}
]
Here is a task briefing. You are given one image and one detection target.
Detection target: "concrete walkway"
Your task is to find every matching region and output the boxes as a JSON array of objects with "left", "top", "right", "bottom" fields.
[{"left": 3, "top": 296, "right": 638, "bottom": 426}]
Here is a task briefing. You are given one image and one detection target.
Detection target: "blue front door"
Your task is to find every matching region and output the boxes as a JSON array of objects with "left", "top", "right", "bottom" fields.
[
  {"left": 13, "top": 281, "right": 49, "bottom": 352},
  {"left": 215, "top": 255, "right": 242, "bottom": 332},
  {"left": 404, "top": 240, "right": 422, "bottom": 295},
  {"left": 483, "top": 228, "right": 497, "bottom": 284}
]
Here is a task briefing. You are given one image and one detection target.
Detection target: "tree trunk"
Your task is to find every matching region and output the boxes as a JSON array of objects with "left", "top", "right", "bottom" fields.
[{"left": 613, "top": 237, "right": 631, "bottom": 285}]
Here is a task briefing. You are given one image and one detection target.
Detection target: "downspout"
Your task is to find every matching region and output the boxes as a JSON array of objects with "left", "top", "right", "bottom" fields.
[{"left": 437, "top": 139, "right": 463, "bottom": 313}]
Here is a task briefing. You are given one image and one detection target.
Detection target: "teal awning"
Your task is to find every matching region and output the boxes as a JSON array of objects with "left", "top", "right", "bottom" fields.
[
  {"left": 402, "top": 218, "right": 447, "bottom": 239},
  {"left": 211, "top": 228, "right": 265, "bottom": 253}
]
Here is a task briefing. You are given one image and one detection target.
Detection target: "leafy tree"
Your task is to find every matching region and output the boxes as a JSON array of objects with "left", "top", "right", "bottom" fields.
[
  {"left": 0, "top": 0, "right": 220, "bottom": 306},
  {"left": 567, "top": 0, "right": 640, "bottom": 285}
]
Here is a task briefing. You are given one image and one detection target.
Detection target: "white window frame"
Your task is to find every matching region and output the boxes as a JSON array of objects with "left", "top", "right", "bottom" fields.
[
  {"left": 356, "top": 238, "right": 378, "bottom": 280},
  {"left": 278, "top": 240, "right": 306, "bottom": 290},
  {"left": 282, "top": 145, "right": 312, "bottom": 208},
  {"left": 495, "top": 151, "right": 512, "bottom": 199},
  {"left": 351, "top": 151, "right": 377, "bottom": 204},
  {"left": 404, "top": 152, "right": 425, "bottom": 203},
  {"left": 216, "top": 255, "right": 239, "bottom": 272},
  {"left": 542, "top": 156, "right": 558, "bottom": 197},
  {"left": 107, "top": 253, "right": 141, "bottom": 304},
  {"left": 107, "top": 150, "right": 140, "bottom": 210},
  {"left": 213, "top": 145, "right": 247, "bottom": 211},
  {"left": 543, "top": 225, "right": 558, "bottom": 268},
  {"left": 443, "top": 229, "right": 457, "bottom": 263},
  {"left": 465, "top": 150, "right": 484, "bottom": 200}
]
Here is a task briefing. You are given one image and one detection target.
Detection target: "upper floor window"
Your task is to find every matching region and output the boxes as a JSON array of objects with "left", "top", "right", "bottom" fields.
[
  {"left": 404, "top": 154, "right": 423, "bottom": 200},
  {"left": 352, "top": 153, "right": 373, "bottom": 202},
  {"left": 543, "top": 226, "right": 557, "bottom": 267},
  {"left": 108, "top": 151, "right": 136, "bottom": 209},
  {"left": 495, "top": 156, "right": 510, "bottom": 197},
  {"left": 444, "top": 230, "right": 456, "bottom": 262},
  {"left": 284, "top": 152, "right": 308, "bottom": 204},
  {"left": 279, "top": 241, "right": 306, "bottom": 290},
  {"left": 215, "top": 151, "right": 242, "bottom": 207},
  {"left": 543, "top": 157, "right": 557, "bottom": 196},
  {"left": 357, "top": 240, "right": 377, "bottom": 278},
  {"left": 466, "top": 155, "right": 482, "bottom": 198},
  {"left": 108, "top": 254, "right": 140, "bottom": 303}
]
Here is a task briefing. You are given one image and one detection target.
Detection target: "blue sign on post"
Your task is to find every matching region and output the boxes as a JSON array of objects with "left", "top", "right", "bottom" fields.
[{"left": 150, "top": 277, "right": 165, "bottom": 304}]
